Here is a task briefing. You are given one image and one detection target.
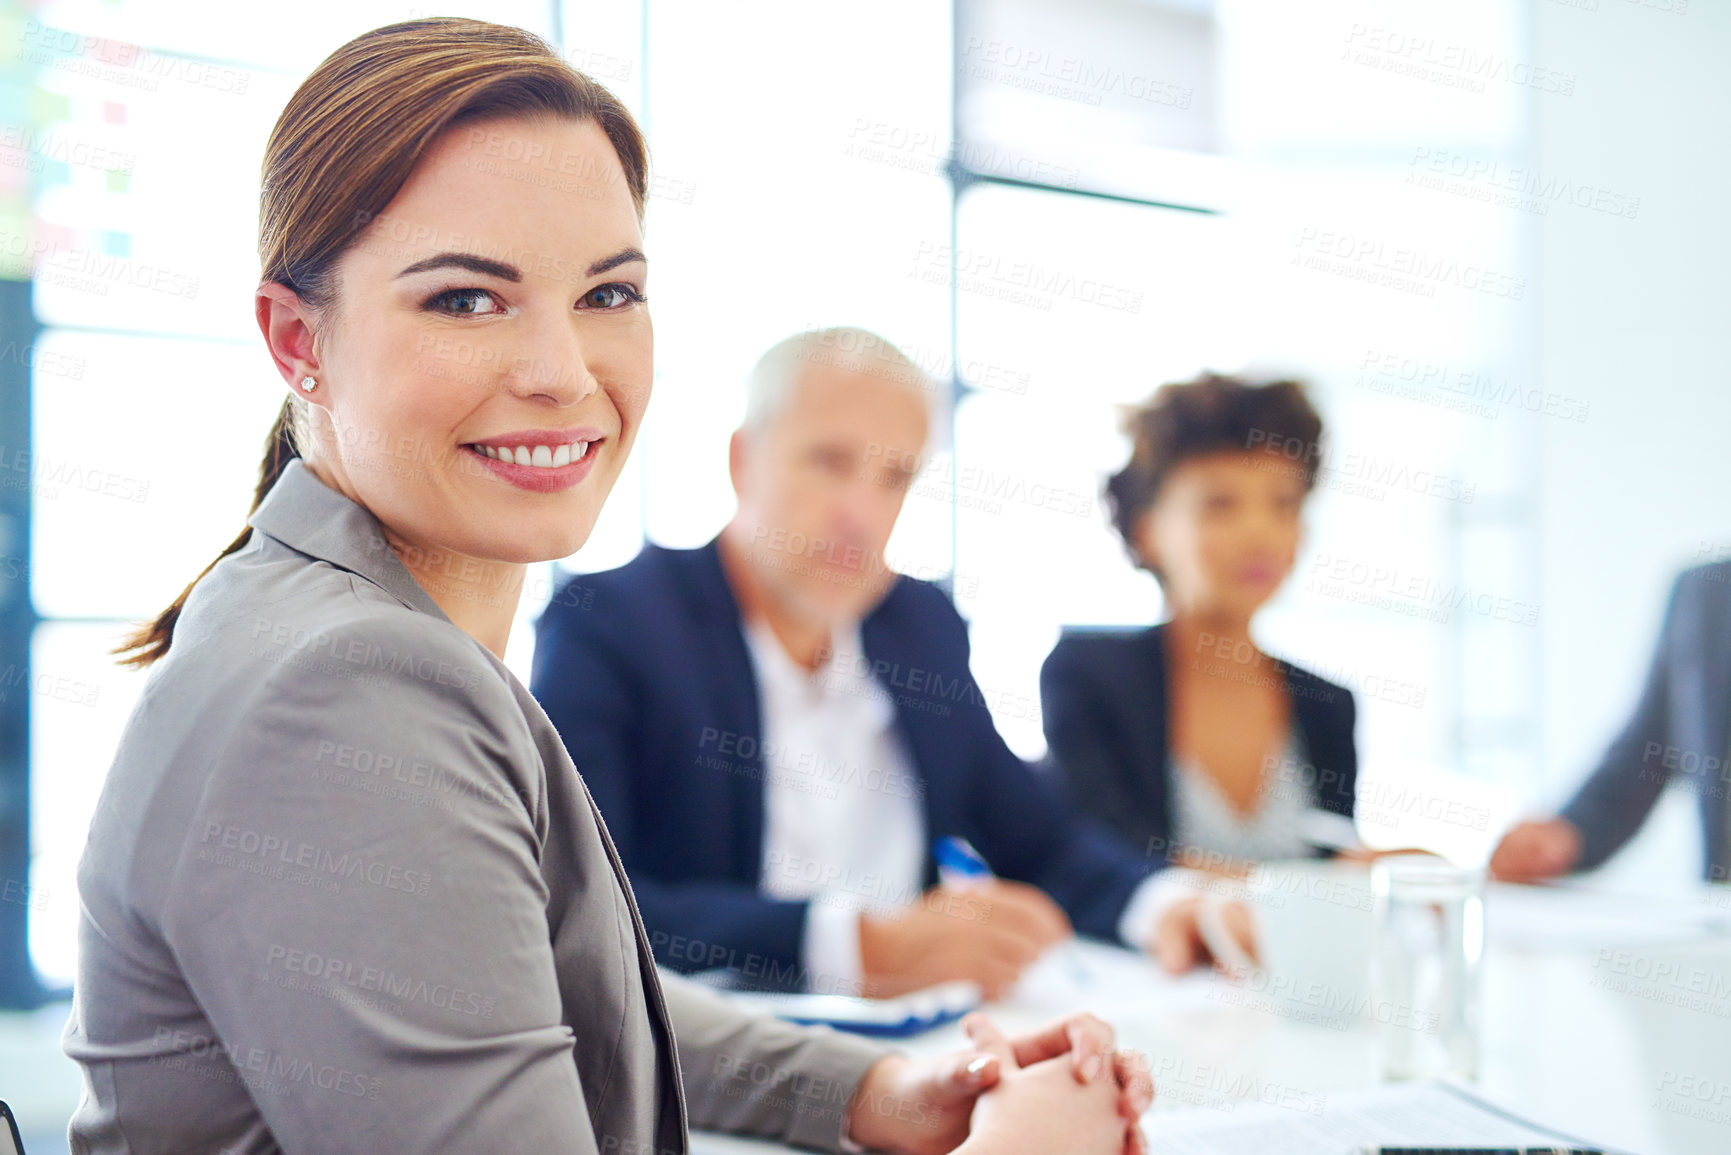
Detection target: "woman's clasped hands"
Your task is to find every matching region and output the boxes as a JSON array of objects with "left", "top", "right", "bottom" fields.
[{"left": 844, "top": 1011, "right": 1154, "bottom": 1155}]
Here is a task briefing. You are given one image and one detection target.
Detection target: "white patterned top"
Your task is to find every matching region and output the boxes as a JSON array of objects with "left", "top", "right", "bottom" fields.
[{"left": 1170, "top": 728, "right": 1317, "bottom": 863}]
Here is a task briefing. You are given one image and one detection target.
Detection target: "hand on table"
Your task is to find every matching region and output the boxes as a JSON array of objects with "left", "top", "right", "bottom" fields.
[
  {"left": 844, "top": 1011, "right": 1153, "bottom": 1155},
  {"left": 1146, "top": 895, "right": 1259, "bottom": 976},
  {"left": 1489, "top": 818, "right": 1582, "bottom": 882},
  {"left": 859, "top": 880, "right": 1072, "bottom": 999}
]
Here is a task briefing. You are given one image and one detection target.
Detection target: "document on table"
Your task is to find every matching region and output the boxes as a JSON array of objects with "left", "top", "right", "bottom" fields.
[
  {"left": 1141, "top": 1081, "right": 1616, "bottom": 1155},
  {"left": 1486, "top": 879, "right": 1731, "bottom": 950}
]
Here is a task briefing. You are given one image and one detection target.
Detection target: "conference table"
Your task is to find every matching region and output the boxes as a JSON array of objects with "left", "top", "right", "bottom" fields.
[{"left": 690, "top": 881, "right": 1731, "bottom": 1155}]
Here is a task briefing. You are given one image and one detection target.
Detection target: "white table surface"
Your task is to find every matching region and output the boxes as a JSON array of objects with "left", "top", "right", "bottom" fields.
[{"left": 691, "top": 881, "right": 1731, "bottom": 1155}]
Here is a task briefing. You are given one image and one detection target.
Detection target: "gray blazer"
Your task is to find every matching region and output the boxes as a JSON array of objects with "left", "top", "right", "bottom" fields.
[
  {"left": 62, "top": 458, "right": 889, "bottom": 1154},
  {"left": 1561, "top": 561, "right": 1731, "bottom": 879}
]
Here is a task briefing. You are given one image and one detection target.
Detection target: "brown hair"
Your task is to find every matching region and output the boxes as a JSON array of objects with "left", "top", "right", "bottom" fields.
[
  {"left": 116, "top": 18, "right": 649, "bottom": 667},
  {"left": 1105, "top": 372, "right": 1323, "bottom": 577}
]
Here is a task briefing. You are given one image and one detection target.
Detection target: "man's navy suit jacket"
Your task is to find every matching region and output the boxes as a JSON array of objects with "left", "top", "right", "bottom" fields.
[{"left": 530, "top": 539, "right": 1160, "bottom": 978}]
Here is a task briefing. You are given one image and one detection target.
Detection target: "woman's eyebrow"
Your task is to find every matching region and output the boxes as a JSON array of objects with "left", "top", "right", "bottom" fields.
[
  {"left": 394, "top": 247, "right": 645, "bottom": 281},
  {"left": 396, "top": 252, "right": 522, "bottom": 281},
  {"left": 588, "top": 247, "right": 646, "bottom": 276}
]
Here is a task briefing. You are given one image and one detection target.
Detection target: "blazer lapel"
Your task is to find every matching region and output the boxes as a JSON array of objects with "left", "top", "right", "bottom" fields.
[
  {"left": 690, "top": 541, "right": 771, "bottom": 885},
  {"left": 510, "top": 675, "right": 690, "bottom": 1149}
]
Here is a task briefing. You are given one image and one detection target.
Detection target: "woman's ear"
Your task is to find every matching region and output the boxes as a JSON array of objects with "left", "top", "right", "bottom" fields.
[
  {"left": 255, "top": 282, "right": 327, "bottom": 410},
  {"left": 1131, "top": 507, "right": 1161, "bottom": 575}
]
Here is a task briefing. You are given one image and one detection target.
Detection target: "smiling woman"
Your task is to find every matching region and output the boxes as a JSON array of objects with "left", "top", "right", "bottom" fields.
[
  {"left": 116, "top": 22, "right": 654, "bottom": 666},
  {"left": 64, "top": 16, "right": 1149, "bottom": 1155}
]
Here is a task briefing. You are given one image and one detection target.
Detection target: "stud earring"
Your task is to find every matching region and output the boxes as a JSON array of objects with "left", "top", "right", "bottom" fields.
[{"left": 299, "top": 376, "right": 317, "bottom": 393}]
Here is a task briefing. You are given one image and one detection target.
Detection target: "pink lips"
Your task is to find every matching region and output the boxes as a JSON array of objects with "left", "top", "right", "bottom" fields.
[
  {"left": 462, "top": 427, "right": 605, "bottom": 494},
  {"left": 1238, "top": 561, "right": 1283, "bottom": 586}
]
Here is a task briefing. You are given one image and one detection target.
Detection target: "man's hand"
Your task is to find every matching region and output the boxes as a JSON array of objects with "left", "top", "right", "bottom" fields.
[
  {"left": 1489, "top": 818, "right": 1582, "bottom": 883},
  {"left": 859, "top": 880, "right": 1071, "bottom": 999},
  {"left": 843, "top": 1012, "right": 1154, "bottom": 1155},
  {"left": 1146, "top": 896, "right": 1258, "bottom": 976}
]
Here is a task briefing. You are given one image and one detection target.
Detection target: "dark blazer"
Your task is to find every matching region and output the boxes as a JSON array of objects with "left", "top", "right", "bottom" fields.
[
  {"left": 1040, "top": 623, "right": 1358, "bottom": 864},
  {"left": 1560, "top": 562, "right": 1731, "bottom": 879},
  {"left": 531, "top": 539, "right": 1161, "bottom": 978}
]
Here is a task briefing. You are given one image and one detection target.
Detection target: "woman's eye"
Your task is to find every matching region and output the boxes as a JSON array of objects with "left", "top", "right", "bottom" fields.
[
  {"left": 580, "top": 283, "right": 647, "bottom": 310},
  {"left": 426, "top": 288, "right": 502, "bottom": 315}
]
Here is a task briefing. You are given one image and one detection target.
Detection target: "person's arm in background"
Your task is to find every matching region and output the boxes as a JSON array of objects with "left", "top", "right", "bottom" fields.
[
  {"left": 1492, "top": 572, "right": 1690, "bottom": 881},
  {"left": 1303, "top": 679, "right": 1361, "bottom": 860},
  {"left": 1039, "top": 638, "right": 1164, "bottom": 857},
  {"left": 889, "top": 600, "right": 1248, "bottom": 978},
  {"left": 532, "top": 589, "right": 815, "bottom": 982}
]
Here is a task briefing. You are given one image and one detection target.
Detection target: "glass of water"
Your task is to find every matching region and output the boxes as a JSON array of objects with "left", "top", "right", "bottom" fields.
[{"left": 1371, "top": 854, "right": 1485, "bottom": 1082}]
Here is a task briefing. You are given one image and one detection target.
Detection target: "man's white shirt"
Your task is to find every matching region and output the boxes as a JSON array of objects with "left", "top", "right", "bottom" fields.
[{"left": 742, "top": 616, "right": 1180, "bottom": 991}]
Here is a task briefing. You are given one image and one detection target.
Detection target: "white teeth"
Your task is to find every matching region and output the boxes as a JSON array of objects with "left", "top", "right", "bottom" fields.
[{"left": 474, "top": 439, "right": 594, "bottom": 468}]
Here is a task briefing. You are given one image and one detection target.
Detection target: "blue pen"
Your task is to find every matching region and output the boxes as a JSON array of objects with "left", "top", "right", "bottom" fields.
[{"left": 934, "top": 836, "right": 1093, "bottom": 984}]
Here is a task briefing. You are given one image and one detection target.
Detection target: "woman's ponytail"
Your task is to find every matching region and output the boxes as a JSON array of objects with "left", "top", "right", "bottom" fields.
[{"left": 112, "top": 398, "right": 300, "bottom": 668}]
